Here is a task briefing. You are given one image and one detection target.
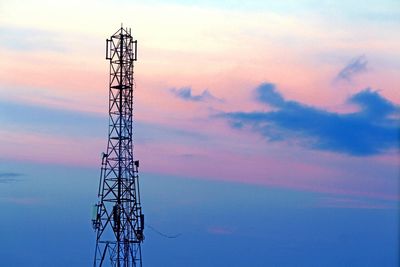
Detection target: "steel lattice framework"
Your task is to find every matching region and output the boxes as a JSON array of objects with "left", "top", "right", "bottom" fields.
[{"left": 93, "top": 26, "right": 144, "bottom": 267}]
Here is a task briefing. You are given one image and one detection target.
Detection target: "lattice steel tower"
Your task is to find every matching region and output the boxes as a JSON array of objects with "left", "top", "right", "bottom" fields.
[{"left": 92, "top": 26, "right": 144, "bottom": 267}]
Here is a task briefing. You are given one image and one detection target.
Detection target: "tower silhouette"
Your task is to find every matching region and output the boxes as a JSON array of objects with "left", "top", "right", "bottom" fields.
[{"left": 92, "top": 26, "right": 144, "bottom": 267}]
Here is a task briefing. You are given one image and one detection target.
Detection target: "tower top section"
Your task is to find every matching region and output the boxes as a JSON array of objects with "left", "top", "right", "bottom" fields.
[
  {"left": 112, "top": 26, "right": 132, "bottom": 36},
  {"left": 106, "top": 27, "right": 137, "bottom": 61}
]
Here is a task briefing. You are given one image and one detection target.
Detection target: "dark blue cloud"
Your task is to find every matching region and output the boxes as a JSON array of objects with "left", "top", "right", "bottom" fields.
[
  {"left": 348, "top": 89, "right": 397, "bottom": 119},
  {"left": 255, "top": 83, "right": 285, "bottom": 107},
  {"left": 335, "top": 55, "right": 368, "bottom": 82},
  {"left": 222, "top": 83, "right": 399, "bottom": 156},
  {"left": 171, "top": 87, "right": 222, "bottom": 102},
  {"left": 0, "top": 172, "right": 22, "bottom": 183},
  {"left": 0, "top": 172, "right": 22, "bottom": 178}
]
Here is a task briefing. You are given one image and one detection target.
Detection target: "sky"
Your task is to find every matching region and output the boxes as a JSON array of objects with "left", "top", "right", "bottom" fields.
[{"left": 0, "top": 0, "right": 399, "bottom": 266}]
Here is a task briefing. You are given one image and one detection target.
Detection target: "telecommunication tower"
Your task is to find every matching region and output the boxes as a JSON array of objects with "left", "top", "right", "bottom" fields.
[{"left": 92, "top": 26, "right": 144, "bottom": 267}]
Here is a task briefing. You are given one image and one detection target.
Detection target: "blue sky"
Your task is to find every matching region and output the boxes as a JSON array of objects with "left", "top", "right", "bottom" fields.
[
  {"left": 0, "top": 0, "right": 399, "bottom": 266},
  {"left": 0, "top": 160, "right": 398, "bottom": 266}
]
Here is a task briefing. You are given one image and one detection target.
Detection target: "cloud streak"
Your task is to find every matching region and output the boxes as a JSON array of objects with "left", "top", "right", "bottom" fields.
[
  {"left": 171, "top": 87, "right": 222, "bottom": 102},
  {"left": 0, "top": 99, "right": 106, "bottom": 138},
  {"left": 0, "top": 172, "right": 23, "bottom": 183},
  {"left": 335, "top": 55, "right": 368, "bottom": 82},
  {"left": 221, "top": 83, "right": 399, "bottom": 156}
]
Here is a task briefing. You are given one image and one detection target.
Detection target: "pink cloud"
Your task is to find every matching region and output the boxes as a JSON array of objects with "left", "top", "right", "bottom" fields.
[
  {"left": 136, "top": 137, "right": 399, "bottom": 202},
  {"left": 316, "top": 196, "right": 396, "bottom": 210},
  {"left": 0, "top": 8, "right": 397, "bottom": 210},
  {"left": 207, "top": 226, "right": 234, "bottom": 235},
  {"left": 0, "top": 130, "right": 103, "bottom": 167}
]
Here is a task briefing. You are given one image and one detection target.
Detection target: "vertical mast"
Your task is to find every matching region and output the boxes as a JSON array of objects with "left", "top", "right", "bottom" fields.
[{"left": 93, "top": 26, "right": 144, "bottom": 267}]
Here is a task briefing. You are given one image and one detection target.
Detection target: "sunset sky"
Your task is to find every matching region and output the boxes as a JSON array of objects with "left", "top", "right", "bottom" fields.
[{"left": 0, "top": 0, "right": 399, "bottom": 266}]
